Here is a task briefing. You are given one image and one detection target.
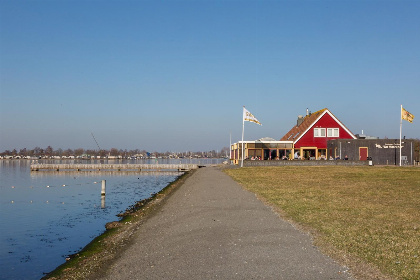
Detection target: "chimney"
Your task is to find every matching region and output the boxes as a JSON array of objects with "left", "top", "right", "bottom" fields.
[
  {"left": 297, "top": 115, "right": 304, "bottom": 126},
  {"left": 306, "top": 108, "right": 309, "bottom": 116}
]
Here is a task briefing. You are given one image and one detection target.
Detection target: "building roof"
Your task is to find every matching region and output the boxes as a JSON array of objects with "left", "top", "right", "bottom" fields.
[
  {"left": 280, "top": 108, "right": 356, "bottom": 142},
  {"left": 258, "top": 137, "right": 277, "bottom": 141},
  {"left": 238, "top": 138, "right": 293, "bottom": 144}
]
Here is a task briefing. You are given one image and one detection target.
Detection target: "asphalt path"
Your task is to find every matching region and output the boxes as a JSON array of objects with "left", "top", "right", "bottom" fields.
[{"left": 99, "top": 166, "right": 352, "bottom": 280}]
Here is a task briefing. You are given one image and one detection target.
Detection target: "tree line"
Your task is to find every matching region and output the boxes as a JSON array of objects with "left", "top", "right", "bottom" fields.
[{"left": 0, "top": 146, "right": 230, "bottom": 159}]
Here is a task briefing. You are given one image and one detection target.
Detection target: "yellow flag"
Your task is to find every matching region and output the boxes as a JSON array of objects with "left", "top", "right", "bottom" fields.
[{"left": 402, "top": 107, "right": 414, "bottom": 123}]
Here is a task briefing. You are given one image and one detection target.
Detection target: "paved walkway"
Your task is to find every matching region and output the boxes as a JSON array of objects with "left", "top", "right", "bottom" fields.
[{"left": 99, "top": 166, "right": 352, "bottom": 280}]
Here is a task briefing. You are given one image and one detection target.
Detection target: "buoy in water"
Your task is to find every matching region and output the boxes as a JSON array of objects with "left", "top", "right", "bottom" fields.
[{"left": 101, "top": 180, "right": 106, "bottom": 196}]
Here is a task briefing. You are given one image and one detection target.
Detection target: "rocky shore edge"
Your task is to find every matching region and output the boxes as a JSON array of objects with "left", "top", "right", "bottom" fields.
[{"left": 42, "top": 169, "right": 197, "bottom": 280}]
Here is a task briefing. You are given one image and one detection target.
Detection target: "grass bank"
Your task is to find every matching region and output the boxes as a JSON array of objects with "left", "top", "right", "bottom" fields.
[{"left": 224, "top": 166, "right": 420, "bottom": 280}]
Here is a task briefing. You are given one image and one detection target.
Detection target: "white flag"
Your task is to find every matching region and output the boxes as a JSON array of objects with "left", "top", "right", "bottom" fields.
[{"left": 243, "top": 107, "right": 262, "bottom": 125}]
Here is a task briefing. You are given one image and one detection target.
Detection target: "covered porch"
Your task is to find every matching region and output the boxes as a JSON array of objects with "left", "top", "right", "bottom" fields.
[{"left": 231, "top": 137, "right": 294, "bottom": 165}]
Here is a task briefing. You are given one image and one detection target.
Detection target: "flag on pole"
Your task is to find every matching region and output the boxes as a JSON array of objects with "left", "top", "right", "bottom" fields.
[
  {"left": 401, "top": 107, "right": 415, "bottom": 123},
  {"left": 241, "top": 107, "right": 261, "bottom": 167},
  {"left": 243, "top": 107, "right": 262, "bottom": 125}
]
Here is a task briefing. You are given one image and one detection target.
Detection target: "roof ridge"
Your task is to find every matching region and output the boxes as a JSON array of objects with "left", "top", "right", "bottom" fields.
[
  {"left": 279, "top": 108, "right": 357, "bottom": 142},
  {"left": 312, "top": 108, "right": 327, "bottom": 115}
]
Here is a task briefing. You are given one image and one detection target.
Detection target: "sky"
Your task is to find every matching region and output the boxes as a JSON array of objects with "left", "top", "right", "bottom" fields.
[{"left": 0, "top": 0, "right": 419, "bottom": 152}]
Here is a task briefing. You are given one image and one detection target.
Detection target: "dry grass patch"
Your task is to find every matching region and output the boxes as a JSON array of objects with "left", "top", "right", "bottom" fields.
[{"left": 224, "top": 166, "right": 420, "bottom": 280}]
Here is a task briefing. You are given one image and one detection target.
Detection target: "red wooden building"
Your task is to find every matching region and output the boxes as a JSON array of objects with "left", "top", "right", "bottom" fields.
[{"left": 280, "top": 108, "right": 356, "bottom": 159}]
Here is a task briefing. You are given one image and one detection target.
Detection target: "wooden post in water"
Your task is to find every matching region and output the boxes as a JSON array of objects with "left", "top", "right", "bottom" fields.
[{"left": 101, "top": 180, "right": 106, "bottom": 196}]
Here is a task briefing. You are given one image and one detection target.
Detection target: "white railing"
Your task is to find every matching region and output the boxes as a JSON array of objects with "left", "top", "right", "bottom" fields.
[{"left": 30, "top": 163, "right": 198, "bottom": 172}]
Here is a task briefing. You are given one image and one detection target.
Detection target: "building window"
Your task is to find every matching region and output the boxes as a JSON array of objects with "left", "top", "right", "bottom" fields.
[
  {"left": 314, "top": 128, "right": 326, "bottom": 137},
  {"left": 327, "top": 128, "right": 339, "bottom": 137}
]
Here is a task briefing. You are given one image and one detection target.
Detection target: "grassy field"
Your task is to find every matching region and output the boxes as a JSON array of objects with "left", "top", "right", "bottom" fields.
[{"left": 224, "top": 166, "right": 420, "bottom": 280}]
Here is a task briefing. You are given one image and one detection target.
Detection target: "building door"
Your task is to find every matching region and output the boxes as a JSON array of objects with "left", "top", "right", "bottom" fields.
[
  {"left": 270, "top": 149, "right": 277, "bottom": 160},
  {"left": 359, "top": 147, "right": 368, "bottom": 160},
  {"left": 263, "top": 149, "right": 270, "bottom": 160}
]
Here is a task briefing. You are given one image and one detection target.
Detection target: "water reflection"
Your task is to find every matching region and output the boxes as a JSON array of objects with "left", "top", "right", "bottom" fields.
[{"left": 0, "top": 159, "right": 227, "bottom": 280}]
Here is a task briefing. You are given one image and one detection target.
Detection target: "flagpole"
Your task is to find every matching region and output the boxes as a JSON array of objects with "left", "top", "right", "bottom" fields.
[
  {"left": 241, "top": 106, "right": 245, "bottom": 167},
  {"left": 229, "top": 132, "right": 232, "bottom": 165},
  {"left": 400, "top": 104, "right": 402, "bottom": 166}
]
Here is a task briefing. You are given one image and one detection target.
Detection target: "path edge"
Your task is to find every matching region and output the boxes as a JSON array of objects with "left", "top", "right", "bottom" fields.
[{"left": 42, "top": 169, "right": 198, "bottom": 280}]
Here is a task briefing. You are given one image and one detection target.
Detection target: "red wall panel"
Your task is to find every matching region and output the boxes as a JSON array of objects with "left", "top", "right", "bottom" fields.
[{"left": 295, "top": 113, "right": 354, "bottom": 149}]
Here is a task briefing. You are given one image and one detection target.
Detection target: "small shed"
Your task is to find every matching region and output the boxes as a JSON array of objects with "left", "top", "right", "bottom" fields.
[{"left": 327, "top": 139, "right": 416, "bottom": 165}]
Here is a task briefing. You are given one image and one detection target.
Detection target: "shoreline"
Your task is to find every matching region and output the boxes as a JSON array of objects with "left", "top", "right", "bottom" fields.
[
  {"left": 42, "top": 169, "right": 198, "bottom": 280},
  {"left": 43, "top": 165, "right": 376, "bottom": 279}
]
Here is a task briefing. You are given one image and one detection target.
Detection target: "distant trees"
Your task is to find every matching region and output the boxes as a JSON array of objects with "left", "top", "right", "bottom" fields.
[
  {"left": 45, "top": 146, "right": 53, "bottom": 157},
  {"left": 62, "top": 149, "right": 73, "bottom": 157},
  {"left": 110, "top": 148, "right": 119, "bottom": 156},
  {"left": 2, "top": 139, "right": 419, "bottom": 161},
  {"left": 74, "top": 148, "right": 84, "bottom": 156},
  {"left": 56, "top": 148, "right": 63, "bottom": 156},
  {"left": 0, "top": 146, "right": 230, "bottom": 159},
  {"left": 98, "top": 149, "right": 107, "bottom": 158},
  {"left": 33, "top": 147, "right": 42, "bottom": 156},
  {"left": 19, "top": 148, "right": 27, "bottom": 156}
]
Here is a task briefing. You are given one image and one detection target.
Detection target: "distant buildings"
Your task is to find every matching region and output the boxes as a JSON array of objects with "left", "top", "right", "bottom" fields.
[{"left": 231, "top": 108, "right": 418, "bottom": 165}]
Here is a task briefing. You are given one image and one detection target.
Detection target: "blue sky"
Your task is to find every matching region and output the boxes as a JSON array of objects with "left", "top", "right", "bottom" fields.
[{"left": 1, "top": 0, "right": 419, "bottom": 152}]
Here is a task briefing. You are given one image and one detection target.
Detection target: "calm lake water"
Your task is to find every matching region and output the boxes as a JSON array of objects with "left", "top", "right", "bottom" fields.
[{"left": 0, "top": 159, "right": 223, "bottom": 280}]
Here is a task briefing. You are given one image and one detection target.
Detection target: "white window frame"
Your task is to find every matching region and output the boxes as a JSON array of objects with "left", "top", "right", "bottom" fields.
[
  {"left": 327, "top": 128, "right": 339, "bottom": 137},
  {"left": 314, "top": 128, "right": 326, "bottom": 137}
]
